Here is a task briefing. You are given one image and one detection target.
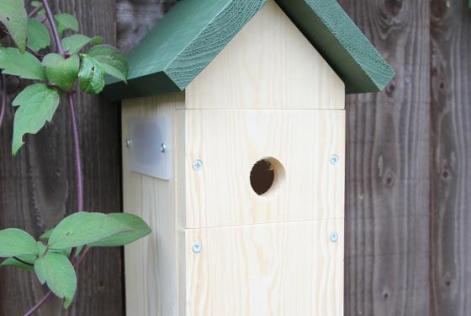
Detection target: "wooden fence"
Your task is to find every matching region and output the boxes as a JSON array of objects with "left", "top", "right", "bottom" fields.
[{"left": 0, "top": 0, "right": 470, "bottom": 315}]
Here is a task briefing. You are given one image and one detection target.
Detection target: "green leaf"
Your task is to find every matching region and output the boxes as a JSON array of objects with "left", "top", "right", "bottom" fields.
[
  {"left": 54, "top": 13, "right": 78, "bottom": 35},
  {"left": 12, "top": 83, "right": 60, "bottom": 154},
  {"left": 27, "top": 19, "right": 50, "bottom": 51},
  {"left": 0, "top": 228, "right": 38, "bottom": 257},
  {"left": 0, "top": 0, "right": 28, "bottom": 50},
  {"left": 30, "top": 1, "right": 45, "bottom": 16},
  {"left": 90, "top": 213, "right": 151, "bottom": 247},
  {"left": 74, "top": 245, "right": 84, "bottom": 258},
  {"left": 0, "top": 47, "right": 45, "bottom": 80},
  {"left": 37, "top": 241, "right": 47, "bottom": 256},
  {"left": 62, "top": 34, "right": 103, "bottom": 54},
  {"left": 42, "top": 53, "right": 79, "bottom": 91},
  {"left": 34, "top": 253, "right": 77, "bottom": 308},
  {"left": 48, "top": 212, "right": 131, "bottom": 250},
  {"left": 78, "top": 55, "right": 105, "bottom": 94},
  {"left": 0, "top": 254, "right": 36, "bottom": 271},
  {"left": 87, "top": 45, "right": 128, "bottom": 82},
  {"left": 39, "top": 228, "right": 53, "bottom": 241},
  {"left": 50, "top": 248, "right": 72, "bottom": 257}
]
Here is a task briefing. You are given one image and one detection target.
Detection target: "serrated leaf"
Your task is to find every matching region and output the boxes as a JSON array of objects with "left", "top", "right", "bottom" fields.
[
  {"left": 54, "top": 13, "right": 78, "bottom": 36},
  {"left": 34, "top": 253, "right": 77, "bottom": 308},
  {"left": 0, "top": 47, "right": 45, "bottom": 80},
  {"left": 90, "top": 213, "right": 151, "bottom": 247},
  {"left": 42, "top": 53, "right": 79, "bottom": 91},
  {"left": 12, "top": 83, "right": 60, "bottom": 154},
  {"left": 87, "top": 45, "right": 128, "bottom": 82},
  {"left": 0, "top": 228, "right": 38, "bottom": 257},
  {"left": 27, "top": 19, "right": 50, "bottom": 51},
  {"left": 0, "top": 0, "right": 28, "bottom": 50},
  {"left": 62, "top": 34, "right": 102, "bottom": 54},
  {"left": 48, "top": 212, "right": 131, "bottom": 250},
  {"left": 78, "top": 55, "right": 105, "bottom": 94},
  {"left": 0, "top": 254, "right": 36, "bottom": 271}
]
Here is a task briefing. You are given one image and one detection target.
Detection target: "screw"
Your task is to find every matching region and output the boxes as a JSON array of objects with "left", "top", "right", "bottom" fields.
[
  {"left": 160, "top": 143, "right": 167, "bottom": 153},
  {"left": 192, "top": 241, "right": 202, "bottom": 254},
  {"left": 192, "top": 159, "right": 203, "bottom": 171},
  {"left": 125, "top": 139, "right": 132, "bottom": 148},
  {"left": 330, "top": 154, "right": 340, "bottom": 166},
  {"left": 330, "top": 232, "right": 339, "bottom": 243}
]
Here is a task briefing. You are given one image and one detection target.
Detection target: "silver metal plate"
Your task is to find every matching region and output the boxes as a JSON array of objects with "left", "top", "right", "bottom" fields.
[{"left": 126, "top": 116, "right": 172, "bottom": 180}]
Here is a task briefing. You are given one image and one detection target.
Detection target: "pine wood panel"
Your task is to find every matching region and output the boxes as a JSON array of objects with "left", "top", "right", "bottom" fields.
[
  {"left": 185, "top": 219, "right": 344, "bottom": 316},
  {"left": 121, "top": 93, "right": 185, "bottom": 316},
  {"left": 430, "top": 1, "right": 471, "bottom": 315},
  {"left": 183, "top": 109, "right": 345, "bottom": 228},
  {"left": 185, "top": 0, "right": 345, "bottom": 110},
  {"left": 338, "top": 0, "right": 431, "bottom": 315},
  {"left": 0, "top": 1, "right": 123, "bottom": 315}
]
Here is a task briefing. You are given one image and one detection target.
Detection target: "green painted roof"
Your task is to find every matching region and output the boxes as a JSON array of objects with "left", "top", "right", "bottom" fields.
[{"left": 104, "top": 0, "right": 395, "bottom": 100}]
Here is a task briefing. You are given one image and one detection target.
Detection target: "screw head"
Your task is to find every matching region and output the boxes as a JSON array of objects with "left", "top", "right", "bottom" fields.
[
  {"left": 160, "top": 143, "right": 167, "bottom": 153},
  {"left": 192, "top": 241, "right": 202, "bottom": 254},
  {"left": 192, "top": 159, "right": 203, "bottom": 171},
  {"left": 330, "top": 232, "right": 339, "bottom": 243},
  {"left": 125, "top": 139, "right": 132, "bottom": 148},
  {"left": 330, "top": 154, "right": 340, "bottom": 166}
]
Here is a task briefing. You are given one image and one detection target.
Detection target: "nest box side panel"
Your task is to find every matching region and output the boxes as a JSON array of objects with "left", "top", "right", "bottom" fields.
[
  {"left": 185, "top": 0, "right": 345, "bottom": 110},
  {"left": 121, "top": 92, "right": 185, "bottom": 316}
]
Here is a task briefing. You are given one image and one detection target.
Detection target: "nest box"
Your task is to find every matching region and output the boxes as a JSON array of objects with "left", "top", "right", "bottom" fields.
[{"left": 104, "top": 0, "right": 394, "bottom": 315}]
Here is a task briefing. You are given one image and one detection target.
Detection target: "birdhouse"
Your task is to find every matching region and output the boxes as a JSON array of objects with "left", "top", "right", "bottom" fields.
[{"left": 104, "top": 0, "right": 394, "bottom": 315}]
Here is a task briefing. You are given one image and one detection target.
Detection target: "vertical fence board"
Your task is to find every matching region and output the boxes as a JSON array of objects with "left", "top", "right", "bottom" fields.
[
  {"left": 338, "top": 0, "right": 431, "bottom": 315},
  {"left": 0, "top": 0, "right": 123, "bottom": 315},
  {"left": 430, "top": 1, "right": 471, "bottom": 315},
  {"left": 3, "top": 0, "right": 471, "bottom": 315}
]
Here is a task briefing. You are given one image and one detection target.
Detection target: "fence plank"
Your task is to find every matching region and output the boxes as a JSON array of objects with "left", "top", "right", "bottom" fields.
[
  {"left": 430, "top": 1, "right": 471, "bottom": 315},
  {"left": 0, "top": 0, "right": 123, "bottom": 315},
  {"left": 338, "top": 0, "right": 431, "bottom": 315}
]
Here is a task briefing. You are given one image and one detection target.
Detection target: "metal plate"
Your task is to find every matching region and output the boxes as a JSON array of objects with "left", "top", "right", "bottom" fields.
[{"left": 126, "top": 116, "right": 172, "bottom": 180}]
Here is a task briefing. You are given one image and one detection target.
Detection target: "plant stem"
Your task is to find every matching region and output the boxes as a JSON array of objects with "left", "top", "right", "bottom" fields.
[
  {"left": 0, "top": 73, "right": 5, "bottom": 130},
  {"left": 23, "top": 291, "right": 53, "bottom": 316},
  {"left": 22, "top": 247, "right": 91, "bottom": 316},
  {"left": 24, "top": 3, "right": 87, "bottom": 316},
  {"left": 28, "top": 5, "right": 43, "bottom": 18},
  {"left": 68, "top": 93, "right": 84, "bottom": 211},
  {"left": 40, "top": 0, "right": 64, "bottom": 55}
]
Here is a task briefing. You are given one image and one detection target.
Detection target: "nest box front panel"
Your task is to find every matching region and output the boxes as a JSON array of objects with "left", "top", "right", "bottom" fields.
[
  {"left": 183, "top": 109, "right": 345, "bottom": 228},
  {"left": 184, "top": 219, "right": 344, "bottom": 316},
  {"left": 185, "top": 0, "right": 345, "bottom": 110}
]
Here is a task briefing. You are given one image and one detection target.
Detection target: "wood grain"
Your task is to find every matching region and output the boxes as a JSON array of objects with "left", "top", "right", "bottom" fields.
[
  {"left": 0, "top": 1, "right": 123, "bottom": 315},
  {"left": 338, "top": 0, "right": 431, "bottom": 315},
  {"left": 185, "top": 0, "right": 345, "bottom": 110},
  {"left": 430, "top": 1, "right": 471, "bottom": 315},
  {"left": 185, "top": 219, "right": 344, "bottom": 316},
  {"left": 117, "top": 0, "right": 179, "bottom": 52},
  {"left": 183, "top": 109, "right": 345, "bottom": 228},
  {"left": 276, "top": 0, "right": 395, "bottom": 93},
  {"left": 121, "top": 93, "right": 185, "bottom": 316}
]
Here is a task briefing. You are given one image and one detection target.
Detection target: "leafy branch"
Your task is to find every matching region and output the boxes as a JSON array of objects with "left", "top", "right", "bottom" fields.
[{"left": 0, "top": 0, "right": 151, "bottom": 315}]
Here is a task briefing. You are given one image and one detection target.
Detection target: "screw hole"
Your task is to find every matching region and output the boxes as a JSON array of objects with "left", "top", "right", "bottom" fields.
[{"left": 250, "top": 157, "right": 285, "bottom": 196}]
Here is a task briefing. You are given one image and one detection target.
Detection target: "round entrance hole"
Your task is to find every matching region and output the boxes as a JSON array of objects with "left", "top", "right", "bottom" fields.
[{"left": 250, "top": 157, "right": 285, "bottom": 196}]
